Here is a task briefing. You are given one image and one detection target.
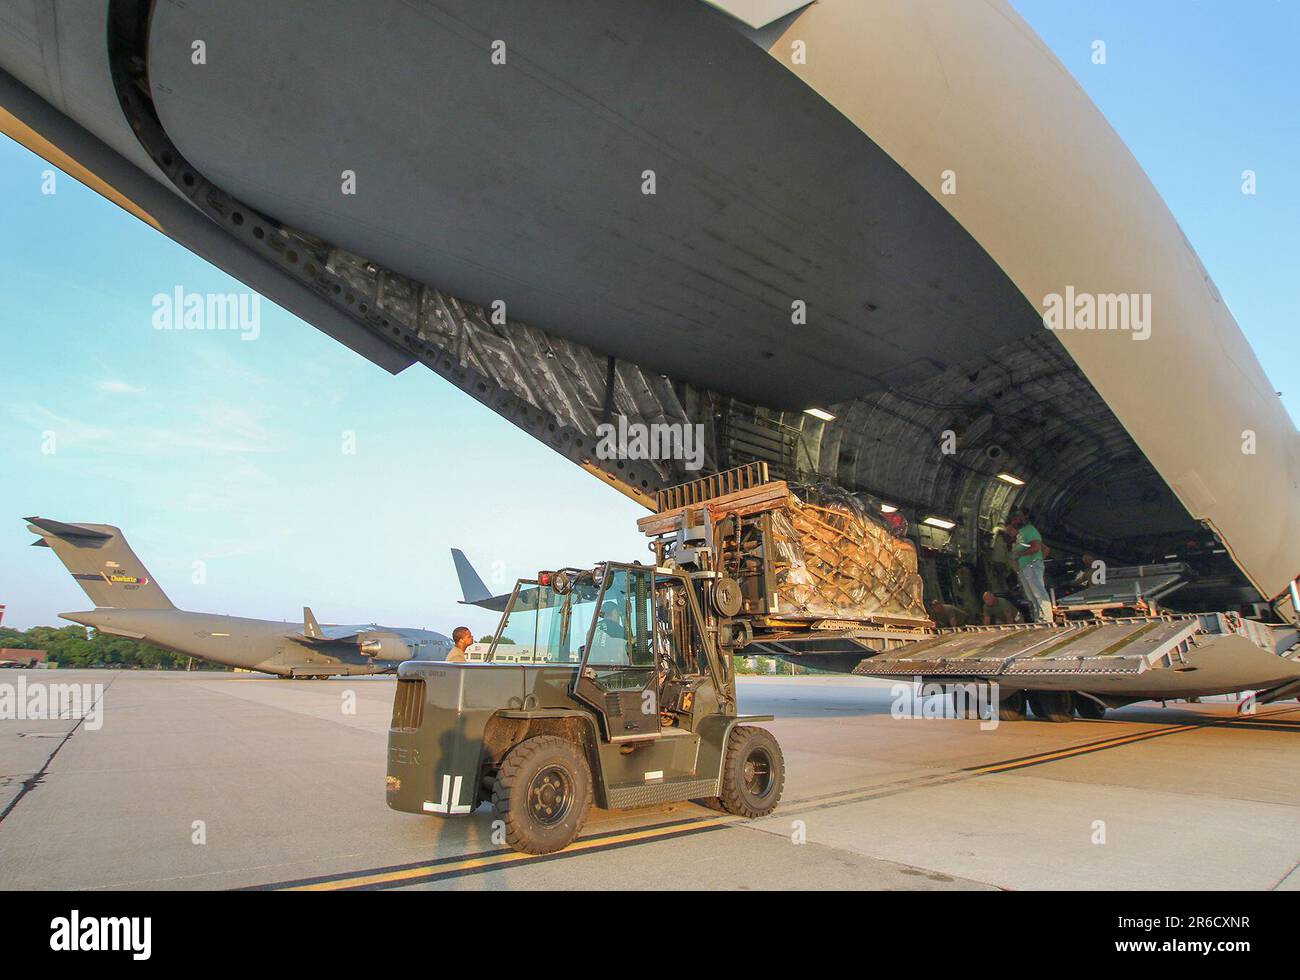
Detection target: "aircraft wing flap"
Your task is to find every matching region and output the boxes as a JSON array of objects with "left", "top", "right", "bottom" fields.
[{"left": 289, "top": 630, "right": 363, "bottom": 646}]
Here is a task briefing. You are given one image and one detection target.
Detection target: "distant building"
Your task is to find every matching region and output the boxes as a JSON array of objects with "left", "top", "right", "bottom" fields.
[{"left": 0, "top": 649, "right": 49, "bottom": 668}]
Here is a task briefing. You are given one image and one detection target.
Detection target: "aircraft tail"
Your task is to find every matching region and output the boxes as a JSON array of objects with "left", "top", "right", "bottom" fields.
[
  {"left": 303, "top": 606, "right": 324, "bottom": 639},
  {"left": 451, "top": 548, "right": 492, "bottom": 604},
  {"left": 26, "top": 517, "right": 174, "bottom": 610}
]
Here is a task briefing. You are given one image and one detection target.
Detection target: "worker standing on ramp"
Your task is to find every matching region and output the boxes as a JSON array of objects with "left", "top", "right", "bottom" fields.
[{"left": 1009, "top": 512, "right": 1052, "bottom": 622}]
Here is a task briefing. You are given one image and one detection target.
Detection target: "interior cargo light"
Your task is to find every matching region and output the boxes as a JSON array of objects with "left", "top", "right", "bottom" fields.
[
  {"left": 996, "top": 473, "right": 1025, "bottom": 486},
  {"left": 880, "top": 504, "right": 898, "bottom": 513},
  {"left": 804, "top": 408, "right": 836, "bottom": 422},
  {"left": 923, "top": 516, "right": 957, "bottom": 530}
]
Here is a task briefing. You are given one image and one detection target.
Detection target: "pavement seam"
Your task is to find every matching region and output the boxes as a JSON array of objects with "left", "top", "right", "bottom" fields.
[
  {"left": 729, "top": 818, "right": 1004, "bottom": 891},
  {"left": 0, "top": 676, "right": 114, "bottom": 826},
  {"left": 1270, "top": 857, "right": 1300, "bottom": 891}
]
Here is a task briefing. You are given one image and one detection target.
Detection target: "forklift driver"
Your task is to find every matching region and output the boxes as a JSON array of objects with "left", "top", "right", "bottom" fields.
[{"left": 588, "top": 600, "right": 628, "bottom": 663}]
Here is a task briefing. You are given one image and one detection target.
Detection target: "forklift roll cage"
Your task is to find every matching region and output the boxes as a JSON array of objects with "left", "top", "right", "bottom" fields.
[{"left": 481, "top": 562, "right": 734, "bottom": 741}]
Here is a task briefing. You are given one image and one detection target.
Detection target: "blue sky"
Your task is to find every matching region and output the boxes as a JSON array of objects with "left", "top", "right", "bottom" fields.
[
  {"left": 1, "top": 1, "right": 1295, "bottom": 631},
  {"left": 0, "top": 165, "right": 648, "bottom": 633}
]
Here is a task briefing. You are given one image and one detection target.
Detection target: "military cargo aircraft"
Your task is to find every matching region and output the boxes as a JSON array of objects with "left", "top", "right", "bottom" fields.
[
  {"left": 1, "top": 1, "right": 1295, "bottom": 634},
  {"left": 26, "top": 517, "right": 454, "bottom": 677}
]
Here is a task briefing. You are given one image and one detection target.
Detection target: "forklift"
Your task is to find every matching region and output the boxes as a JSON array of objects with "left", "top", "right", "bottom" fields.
[{"left": 385, "top": 560, "right": 784, "bottom": 854}]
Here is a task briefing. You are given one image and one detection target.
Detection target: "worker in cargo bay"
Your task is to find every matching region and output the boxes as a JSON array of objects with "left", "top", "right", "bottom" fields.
[
  {"left": 1070, "top": 552, "right": 1106, "bottom": 591},
  {"left": 981, "top": 591, "right": 1021, "bottom": 625},
  {"left": 928, "top": 598, "right": 971, "bottom": 628},
  {"left": 1008, "top": 512, "right": 1053, "bottom": 622}
]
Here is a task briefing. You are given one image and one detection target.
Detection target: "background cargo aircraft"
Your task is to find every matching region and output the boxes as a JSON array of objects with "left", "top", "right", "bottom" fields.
[
  {"left": 0, "top": 0, "right": 1296, "bottom": 664},
  {"left": 26, "top": 517, "right": 454, "bottom": 677}
]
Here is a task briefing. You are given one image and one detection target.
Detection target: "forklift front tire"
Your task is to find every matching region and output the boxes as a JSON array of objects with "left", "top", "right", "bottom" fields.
[
  {"left": 716, "top": 725, "right": 784, "bottom": 818},
  {"left": 491, "top": 735, "right": 593, "bottom": 855}
]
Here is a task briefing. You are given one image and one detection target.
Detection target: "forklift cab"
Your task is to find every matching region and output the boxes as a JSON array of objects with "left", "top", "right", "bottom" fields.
[{"left": 485, "top": 562, "right": 733, "bottom": 742}]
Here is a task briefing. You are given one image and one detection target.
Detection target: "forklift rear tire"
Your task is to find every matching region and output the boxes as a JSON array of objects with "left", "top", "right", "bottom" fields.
[
  {"left": 491, "top": 736, "right": 593, "bottom": 855},
  {"left": 1074, "top": 695, "right": 1107, "bottom": 720},
  {"left": 716, "top": 726, "right": 784, "bottom": 818},
  {"left": 1027, "top": 691, "right": 1074, "bottom": 722}
]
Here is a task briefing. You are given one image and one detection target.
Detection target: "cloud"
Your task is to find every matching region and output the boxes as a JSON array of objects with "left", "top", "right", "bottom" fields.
[
  {"left": 11, "top": 397, "right": 277, "bottom": 456},
  {"left": 10, "top": 404, "right": 113, "bottom": 448},
  {"left": 96, "top": 379, "right": 145, "bottom": 395}
]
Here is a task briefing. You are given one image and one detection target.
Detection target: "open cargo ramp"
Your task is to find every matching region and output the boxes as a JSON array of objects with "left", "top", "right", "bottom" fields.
[{"left": 753, "top": 615, "right": 1300, "bottom": 703}]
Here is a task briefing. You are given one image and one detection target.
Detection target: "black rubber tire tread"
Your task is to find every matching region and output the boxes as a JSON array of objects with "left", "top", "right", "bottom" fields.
[
  {"left": 491, "top": 735, "right": 593, "bottom": 854},
  {"left": 718, "top": 725, "right": 785, "bottom": 818},
  {"left": 1073, "top": 694, "right": 1107, "bottom": 720},
  {"left": 997, "top": 689, "right": 1027, "bottom": 721},
  {"left": 1027, "top": 690, "right": 1075, "bottom": 723}
]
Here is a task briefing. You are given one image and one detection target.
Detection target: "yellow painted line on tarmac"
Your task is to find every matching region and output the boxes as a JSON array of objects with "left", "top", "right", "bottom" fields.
[
  {"left": 279, "top": 815, "right": 739, "bottom": 891},
  {"left": 969, "top": 705, "right": 1300, "bottom": 775},
  {"left": 968, "top": 722, "right": 1198, "bottom": 774}
]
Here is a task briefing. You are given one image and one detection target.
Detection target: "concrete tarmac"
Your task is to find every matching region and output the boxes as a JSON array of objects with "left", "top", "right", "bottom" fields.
[{"left": 1, "top": 670, "right": 1298, "bottom": 890}]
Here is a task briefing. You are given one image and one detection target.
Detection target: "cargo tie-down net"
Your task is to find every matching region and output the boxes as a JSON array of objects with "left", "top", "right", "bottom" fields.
[{"left": 770, "top": 484, "right": 926, "bottom": 622}]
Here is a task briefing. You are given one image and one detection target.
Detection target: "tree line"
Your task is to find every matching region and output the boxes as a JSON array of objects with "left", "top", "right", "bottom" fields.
[{"left": 0, "top": 624, "right": 230, "bottom": 670}]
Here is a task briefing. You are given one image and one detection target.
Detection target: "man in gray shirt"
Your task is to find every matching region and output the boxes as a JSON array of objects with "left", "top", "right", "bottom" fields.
[{"left": 447, "top": 626, "right": 473, "bottom": 663}]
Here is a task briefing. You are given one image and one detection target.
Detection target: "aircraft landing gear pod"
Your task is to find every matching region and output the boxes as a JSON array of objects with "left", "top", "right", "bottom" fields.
[{"left": 386, "top": 562, "right": 783, "bottom": 855}]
